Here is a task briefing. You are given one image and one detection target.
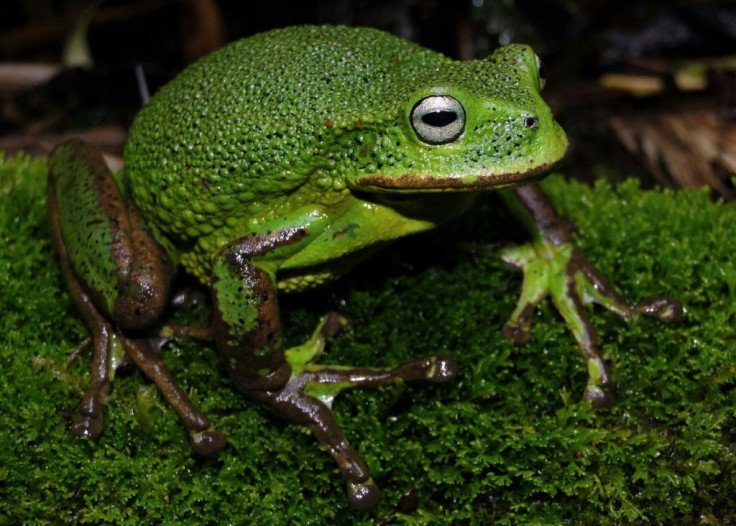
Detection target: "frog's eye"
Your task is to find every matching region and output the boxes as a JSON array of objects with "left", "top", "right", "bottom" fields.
[
  {"left": 410, "top": 95, "right": 466, "bottom": 145},
  {"left": 535, "top": 54, "right": 546, "bottom": 90}
]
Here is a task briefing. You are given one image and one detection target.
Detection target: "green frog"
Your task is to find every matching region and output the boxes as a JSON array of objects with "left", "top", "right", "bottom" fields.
[{"left": 47, "top": 25, "right": 681, "bottom": 509}]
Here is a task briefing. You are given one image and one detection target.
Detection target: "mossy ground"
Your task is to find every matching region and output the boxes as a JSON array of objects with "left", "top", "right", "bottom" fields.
[{"left": 1, "top": 152, "right": 734, "bottom": 524}]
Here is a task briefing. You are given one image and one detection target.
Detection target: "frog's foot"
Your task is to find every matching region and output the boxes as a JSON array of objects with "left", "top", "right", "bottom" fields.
[
  {"left": 248, "top": 313, "right": 457, "bottom": 509},
  {"left": 58, "top": 289, "right": 225, "bottom": 453},
  {"left": 499, "top": 241, "right": 682, "bottom": 407}
]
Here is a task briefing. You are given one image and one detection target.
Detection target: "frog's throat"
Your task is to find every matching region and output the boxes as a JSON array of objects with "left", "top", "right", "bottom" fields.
[{"left": 353, "top": 160, "right": 559, "bottom": 193}]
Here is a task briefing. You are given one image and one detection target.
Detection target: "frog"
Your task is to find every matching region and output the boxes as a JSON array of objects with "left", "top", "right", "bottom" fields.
[{"left": 47, "top": 25, "right": 682, "bottom": 509}]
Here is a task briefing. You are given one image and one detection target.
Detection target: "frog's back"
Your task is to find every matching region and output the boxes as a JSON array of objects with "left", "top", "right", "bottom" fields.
[{"left": 125, "top": 26, "right": 450, "bottom": 241}]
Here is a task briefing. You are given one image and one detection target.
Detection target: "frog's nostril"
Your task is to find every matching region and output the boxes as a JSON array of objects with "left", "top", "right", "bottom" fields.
[{"left": 525, "top": 116, "right": 539, "bottom": 128}]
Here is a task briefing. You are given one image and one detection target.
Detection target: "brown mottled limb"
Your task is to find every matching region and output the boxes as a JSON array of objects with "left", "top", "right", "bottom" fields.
[
  {"left": 512, "top": 183, "right": 572, "bottom": 246},
  {"left": 211, "top": 223, "right": 460, "bottom": 509},
  {"left": 49, "top": 169, "right": 112, "bottom": 438},
  {"left": 251, "top": 354, "right": 456, "bottom": 510},
  {"left": 255, "top": 384, "right": 380, "bottom": 510},
  {"left": 211, "top": 227, "right": 322, "bottom": 393},
  {"left": 49, "top": 140, "right": 223, "bottom": 452},
  {"left": 70, "top": 299, "right": 114, "bottom": 438},
  {"left": 120, "top": 335, "right": 226, "bottom": 455}
]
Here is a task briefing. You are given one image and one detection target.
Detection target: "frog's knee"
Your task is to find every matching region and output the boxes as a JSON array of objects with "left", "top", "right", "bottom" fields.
[{"left": 110, "top": 278, "right": 172, "bottom": 330}]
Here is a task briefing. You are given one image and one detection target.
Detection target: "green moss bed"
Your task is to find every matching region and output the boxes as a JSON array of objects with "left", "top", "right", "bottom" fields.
[{"left": 1, "top": 152, "right": 734, "bottom": 524}]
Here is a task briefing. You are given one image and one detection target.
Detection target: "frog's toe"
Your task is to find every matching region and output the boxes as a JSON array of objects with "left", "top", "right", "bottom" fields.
[
  {"left": 501, "top": 321, "right": 531, "bottom": 344},
  {"left": 347, "top": 477, "right": 382, "bottom": 510},
  {"left": 189, "top": 427, "right": 227, "bottom": 456},
  {"left": 320, "top": 311, "right": 351, "bottom": 338},
  {"left": 427, "top": 354, "right": 458, "bottom": 382},
  {"left": 583, "top": 384, "right": 615, "bottom": 408},
  {"left": 71, "top": 413, "right": 104, "bottom": 439},
  {"left": 634, "top": 297, "right": 683, "bottom": 323}
]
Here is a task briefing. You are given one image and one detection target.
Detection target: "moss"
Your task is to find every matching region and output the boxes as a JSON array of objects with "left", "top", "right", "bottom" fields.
[{"left": 1, "top": 151, "right": 734, "bottom": 524}]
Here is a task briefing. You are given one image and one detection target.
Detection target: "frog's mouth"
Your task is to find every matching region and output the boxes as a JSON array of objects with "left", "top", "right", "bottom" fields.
[{"left": 354, "top": 159, "right": 560, "bottom": 193}]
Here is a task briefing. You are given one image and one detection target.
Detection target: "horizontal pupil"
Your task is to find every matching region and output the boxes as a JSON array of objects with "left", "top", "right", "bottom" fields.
[{"left": 422, "top": 111, "right": 457, "bottom": 128}]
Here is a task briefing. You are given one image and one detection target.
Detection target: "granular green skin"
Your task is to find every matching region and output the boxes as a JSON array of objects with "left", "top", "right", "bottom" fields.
[{"left": 124, "top": 25, "right": 564, "bottom": 282}]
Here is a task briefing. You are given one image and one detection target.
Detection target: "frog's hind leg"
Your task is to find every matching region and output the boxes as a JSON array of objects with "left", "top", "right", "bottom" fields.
[
  {"left": 48, "top": 139, "right": 224, "bottom": 453},
  {"left": 49, "top": 239, "right": 114, "bottom": 439}
]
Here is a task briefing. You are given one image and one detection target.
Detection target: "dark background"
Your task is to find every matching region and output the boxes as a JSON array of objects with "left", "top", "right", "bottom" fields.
[{"left": 1, "top": 0, "right": 735, "bottom": 196}]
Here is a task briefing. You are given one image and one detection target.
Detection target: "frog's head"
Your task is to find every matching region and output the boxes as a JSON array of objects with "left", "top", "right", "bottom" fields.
[{"left": 346, "top": 44, "right": 568, "bottom": 193}]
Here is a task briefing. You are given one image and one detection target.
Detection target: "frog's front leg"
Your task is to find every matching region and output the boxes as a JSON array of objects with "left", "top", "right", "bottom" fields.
[
  {"left": 498, "top": 183, "right": 682, "bottom": 406},
  {"left": 212, "top": 233, "right": 456, "bottom": 510},
  {"left": 48, "top": 139, "right": 225, "bottom": 453}
]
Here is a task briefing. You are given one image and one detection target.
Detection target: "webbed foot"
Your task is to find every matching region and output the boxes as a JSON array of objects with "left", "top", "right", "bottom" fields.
[{"left": 499, "top": 240, "right": 682, "bottom": 406}]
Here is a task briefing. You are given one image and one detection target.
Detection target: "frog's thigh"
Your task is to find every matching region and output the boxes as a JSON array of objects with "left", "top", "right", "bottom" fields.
[{"left": 48, "top": 139, "right": 175, "bottom": 330}]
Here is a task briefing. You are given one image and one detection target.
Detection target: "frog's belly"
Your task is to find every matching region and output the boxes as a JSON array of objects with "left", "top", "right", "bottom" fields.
[
  {"left": 276, "top": 201, "right": 434, "bottom": 292},
  {"left": 276, "top": 193, "right": 477, "bottom": 292},
  {"left": 276, "top": 244, "right": 388, "bottom": 291}
]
